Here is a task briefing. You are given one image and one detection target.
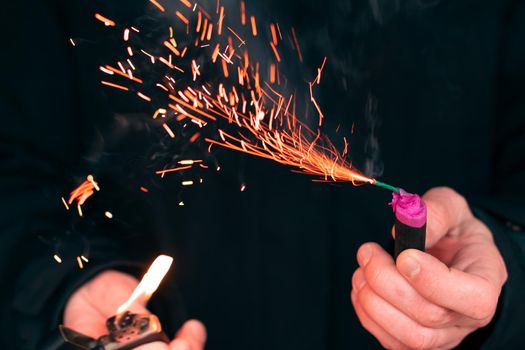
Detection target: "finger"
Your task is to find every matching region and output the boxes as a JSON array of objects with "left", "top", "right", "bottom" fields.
[
  {"left": 135, "top": 341, "right": 170, "bottom": 350},
  {"left": 355, "top": 283, "right": 469, "bottom": 349},
  {"left": 422, "top": 187, "right": 472, "bottom": 247},
  {"left": 397, "top": 249, "right": 500, "bottom": 321},
  {"left": 351, "top": 289, "right": 407, "bottom": 349},
  {"left": 172, "top": 320, "right": 207, "bottom": 350},
  {"left": 357, "top": 243, "right": 459, "bottom": 328}
]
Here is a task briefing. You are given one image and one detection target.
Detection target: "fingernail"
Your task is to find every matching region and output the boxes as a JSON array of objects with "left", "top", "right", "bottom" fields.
[
  {"left": 358, "top": 246, "right": 372, "bottom": 267},
  {"left": 173, "top": 339, "right": 190, "bottom": 350},
  {"left": 399, "top": 256, "right": 420, "bottom": 278},
  {"left": 353, "top": 269, "right": 366, "bottom": 291}
]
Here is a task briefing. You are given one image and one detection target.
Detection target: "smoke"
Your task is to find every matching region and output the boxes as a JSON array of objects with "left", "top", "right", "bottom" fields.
[
  {"left": 368, "top": 0, "right": 441, "bottom": 24},
  {"left": 364, "top": 93, "right": 384, "bottom": 178}
]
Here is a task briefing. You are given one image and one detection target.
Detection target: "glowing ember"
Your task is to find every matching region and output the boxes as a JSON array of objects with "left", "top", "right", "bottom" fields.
[
  {"left": 53, "top": 254, "right": 63, "bottom": 264},
  {"left": 116, "top": 255, "right": 174, "bottom": 314},
  {"left": 66, "top": 175, "right": 101, "bottom": 217}
]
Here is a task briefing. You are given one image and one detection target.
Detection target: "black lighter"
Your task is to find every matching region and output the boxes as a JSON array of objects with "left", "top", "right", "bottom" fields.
[{"left": 391, "top": 189, "right": 427, "bottom": 259}]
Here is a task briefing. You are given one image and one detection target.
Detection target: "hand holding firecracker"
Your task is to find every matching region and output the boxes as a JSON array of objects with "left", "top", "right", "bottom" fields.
[
  {"left": 351, "top": 187, "right": 508, "bottom": 349},
  {"left": 61, "top": 256, "right": 206, "bottom": 350}
]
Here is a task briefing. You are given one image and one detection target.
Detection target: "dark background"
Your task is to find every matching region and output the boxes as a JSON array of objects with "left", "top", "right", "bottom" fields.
[{"left": 1, "top": 0, "right": 525, "bottom": 349}]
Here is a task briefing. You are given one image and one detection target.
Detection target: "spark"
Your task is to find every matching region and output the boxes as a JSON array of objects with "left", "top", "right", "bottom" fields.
[
  {"left": 99, "top": 66, "right": 114, "bottom": 75},
  {"left": 291, "top": 27, "right": 303, "bottom": 62},
  {"left": 137, "top": 91, "right": 152, "bottom": 102},
  {"left": 69, "top": 38, "right": 76, "bottom": 46},
  {"left": 250, "top": 16, "right": 257, "bottom": 36},
  {"left": 270, "top": 42, "right": 281, "bottom": 62},
  {"left": 81, "top": 255, "right": 89, "bottom": 263},
  {"left": 105, "top": 211, "right": 113, "bottom": 219},
  {"left": 180, "top": 0, "right": 192, "bottom": 8},
  {"left": 92, "top": 1, "right": 375, "bottom": 190},
  {"left": 178, "top": 160, "right": 202, "bottom": 165},
  {"left": 95, "top": 13, "right": 116, "bottom": 27},
  {"left": 76, "top": 256, "right": 85, "bottom": 269},
  {"left": 61, "top": 197, "right": 69, "bottom": 210},
  {"left": 162, "top": 123, "right": 176, "bottom": 138},
  {"left": 53, "top": 254, "right": 63, "bottom": 264},
  {"left": 270, "top": 23, "right": 278, "bottom": 45},
  {"left": 240, "top": 0, "right": 246, "bottom": 25},
  {"left": 149, "top": 0, "right": 165, "bottom": 12},
  {"left": 152, "top": 108, "right": 167, "bottom": 119},
  {"left": 101, "top": 81, "right": 130, "bottom": 91},
  {"left": 156, "top": 165, "right": 193, "bottom": 175}
]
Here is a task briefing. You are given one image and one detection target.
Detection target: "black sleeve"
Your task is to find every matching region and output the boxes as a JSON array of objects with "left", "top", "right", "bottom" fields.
[
  {"left": 459, "top": 0, "right": 525, "bottom": 348},
  {"left": 0, "top": 2, "right": 142, "bottom": 349}
]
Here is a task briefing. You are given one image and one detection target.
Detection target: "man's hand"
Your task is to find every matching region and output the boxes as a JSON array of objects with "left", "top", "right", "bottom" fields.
[
  {"left": 351, "top": 187, "right": 508, "bottom": 349},
  {"left": 64, "top": 270, "right": 206, "bottom": 350}
]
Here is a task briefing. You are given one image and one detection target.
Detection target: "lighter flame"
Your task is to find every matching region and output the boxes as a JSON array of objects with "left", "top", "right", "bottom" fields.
[{"left": 116, "top": 255, "right": 174, "bottom": 314}]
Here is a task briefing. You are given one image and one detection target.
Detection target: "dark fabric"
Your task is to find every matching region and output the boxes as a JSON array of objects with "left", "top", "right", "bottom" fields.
[{"left": 1, "top": 0, "right": 524, "bottom": 349}]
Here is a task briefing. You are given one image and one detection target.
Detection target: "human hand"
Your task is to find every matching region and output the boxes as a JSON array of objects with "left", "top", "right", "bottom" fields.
[
  {"left": 351, "top": 187, "right": 508, "bottom": 349},
  {"left": 64, "top": 270, "right": 206, "bottom": 350}
]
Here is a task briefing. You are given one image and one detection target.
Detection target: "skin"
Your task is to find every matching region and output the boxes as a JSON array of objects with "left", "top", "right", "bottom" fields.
[
  {"left": 351, "top": 187, "right": 508, "bottom": 349},
  {"left": 64, "top": 270, "right": 206, "bottom": 350}
]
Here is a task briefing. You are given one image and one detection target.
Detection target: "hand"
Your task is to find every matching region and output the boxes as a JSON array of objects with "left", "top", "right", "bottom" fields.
[
  {"left": 351, "top": 187, "right": 508, "bottom": 349},
  {"left": 64, "top": 270, "right": 206, "bottom": 350}
]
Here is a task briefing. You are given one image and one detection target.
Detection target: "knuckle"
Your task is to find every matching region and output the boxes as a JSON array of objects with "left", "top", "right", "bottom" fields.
[
  {"left": 367, "top": 265, "right": 386, "bottom": 289},
  {"left": 427, "top": 187, "right": 470, "bottom": 216},
  {"left": 406, "top": 329, "right": 438, "bottom": 350},
  {"left": 418, "top": 306, "right": 452, "bottom": 328},
  {"left": 473, "top": 287, "right": 498, "bottom": 320}
]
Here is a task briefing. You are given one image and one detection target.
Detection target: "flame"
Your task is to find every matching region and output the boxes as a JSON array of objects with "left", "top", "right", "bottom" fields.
[{"left": 116, "top": 255, "right": 174, "bottom": 314}]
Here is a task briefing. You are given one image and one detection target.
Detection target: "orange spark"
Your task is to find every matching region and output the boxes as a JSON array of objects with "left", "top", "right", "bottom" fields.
[
  {"left": 149, "top": 0, "right": 165, "bottom": 12},
  {"left": 101, "top": 81, "right": 129, "bottom": 91},
  {"left": 270, "top": 42, "right": 281, "bottom": 62},
  {"left": 218, "top": 6, "right": 225, "bottom": 35},
  {"left": 270, "top": 23, "right": 278, "bottom": 45},
  {"left": 250, "top": 16, "right": 257, "bottom": 36},
  {"left": 103, "top": 65, "right": 143, "bottom": 83},
  {"left": 94, "top": 13, "right": 116, "bottom": 26},
  {"left": 137, "top": 92, "right": 152, "bottom": 102},
  {"left": 162, "top": 123, "right": 176, "bottom": 138},
  {"left": 240, "top": 0, "right": 246, "bottom": 25},
  {"left": 291, "top": 27, "right": 303, "bottom": 62},
  {"left": 180, "top": 0, "right": 192, "bottom": 9},
  {"left": 155, "top": 165, "right": 192, "bottom": 175}
]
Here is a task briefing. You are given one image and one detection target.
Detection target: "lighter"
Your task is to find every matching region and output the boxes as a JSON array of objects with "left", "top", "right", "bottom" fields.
[
  {"left": 57, "top": 311, "right": 168, "bottom": 350},
  {"left": 42, "top": 255, "right": 175, "bottom": 350},
  {"left": 391, "top": 189, "right": 427, "bottom": 259}
]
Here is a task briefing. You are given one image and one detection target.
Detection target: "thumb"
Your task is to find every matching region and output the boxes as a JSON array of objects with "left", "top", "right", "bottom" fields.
[
  {"left": 422, "top": 187, "right": 472, "bottom": 247},
  {"left": 396, "top": 249, "right": 499, "bottom": 320},
  {"left": 170, "top": 320, "right": 207, "bottom": 350}
]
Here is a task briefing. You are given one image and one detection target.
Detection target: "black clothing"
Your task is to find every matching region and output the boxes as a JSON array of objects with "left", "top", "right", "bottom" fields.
[{"left": 1, "top": 0, "right": 525, "bottom": 349}]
